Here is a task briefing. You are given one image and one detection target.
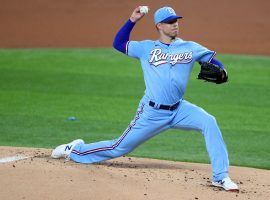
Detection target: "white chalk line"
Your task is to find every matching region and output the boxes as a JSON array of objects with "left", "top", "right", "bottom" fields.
[{"left": 0, "top": 155, "right": 29, "bottom": 164}]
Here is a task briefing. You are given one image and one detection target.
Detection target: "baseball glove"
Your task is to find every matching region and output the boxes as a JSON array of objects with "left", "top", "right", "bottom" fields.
[{"left": 198, "top": 62, "right": 228, "bottom": 84}]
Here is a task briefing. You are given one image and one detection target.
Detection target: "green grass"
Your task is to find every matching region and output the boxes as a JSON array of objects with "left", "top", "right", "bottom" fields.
[{"left": 0, "top": 49, "right": 269, "bottom": 169}]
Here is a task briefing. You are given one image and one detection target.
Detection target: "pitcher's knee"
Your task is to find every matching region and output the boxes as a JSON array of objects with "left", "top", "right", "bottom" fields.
[
  {"left": 207, "top": 114, "right": 217, "bottom": 125},
  {"left": 201, "top": 114, "right": 218, "bottom": 130},
  {"left": 110, "top": 146, "right": 133, "bottom": 158}
]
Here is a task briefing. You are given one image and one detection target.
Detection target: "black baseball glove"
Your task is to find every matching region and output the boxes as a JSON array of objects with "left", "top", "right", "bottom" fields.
[{"left": 198, "top": 62, "right": 228, "bottom": 84}]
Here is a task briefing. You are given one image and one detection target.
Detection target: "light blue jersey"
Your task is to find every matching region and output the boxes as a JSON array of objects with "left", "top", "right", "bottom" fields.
[{"left": 127, "top": 39, "right": 215, "bottom": 104}]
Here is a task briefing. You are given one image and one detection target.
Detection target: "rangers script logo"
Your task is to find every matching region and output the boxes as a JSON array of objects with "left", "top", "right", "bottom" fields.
[{"left": 149, "top": 48, "right": 193, "bottom": 67}]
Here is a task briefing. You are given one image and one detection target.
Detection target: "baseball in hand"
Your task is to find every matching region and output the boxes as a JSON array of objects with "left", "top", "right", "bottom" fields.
[{"left": 139, "top": 6, "right": 149, "bottom": 14}]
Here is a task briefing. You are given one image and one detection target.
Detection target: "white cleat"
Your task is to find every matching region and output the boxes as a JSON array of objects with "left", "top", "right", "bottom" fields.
[
  {"left": 51, "top": 139, "right": 84, "bottom": 159},
  {"left": 212, "top": 177, "right": 239, "bottom": 191}
]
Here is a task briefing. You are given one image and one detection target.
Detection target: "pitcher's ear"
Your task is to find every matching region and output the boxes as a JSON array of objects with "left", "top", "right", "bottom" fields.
[{"left": 156, "top": 23, "right": 162, "bottom": 31}]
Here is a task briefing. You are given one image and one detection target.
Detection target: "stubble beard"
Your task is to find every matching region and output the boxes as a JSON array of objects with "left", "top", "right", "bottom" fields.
[{"left": 170, "top": 31, "right": 178, "bottom": 40}]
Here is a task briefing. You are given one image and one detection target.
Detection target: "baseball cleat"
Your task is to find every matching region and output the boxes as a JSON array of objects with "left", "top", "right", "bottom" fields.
[
  {"left": 212, "top": 177, "right": 239, "bottom": 191},
  {"left": 51, "top": 139, "right": 84, "bottom": 159}
]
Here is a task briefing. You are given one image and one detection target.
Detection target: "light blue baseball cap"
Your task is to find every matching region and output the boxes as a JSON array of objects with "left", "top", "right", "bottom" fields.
[{"left": 154, "top": 7, "right": 183, "bottom": 25}]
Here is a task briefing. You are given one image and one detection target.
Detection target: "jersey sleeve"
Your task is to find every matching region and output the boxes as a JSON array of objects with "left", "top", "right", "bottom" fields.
[
  {"left": 193, "top": 42, "right": 216, "bottom": 62},
  {"left": 126, "top": 41, "right": 144, "bottom": 59}
]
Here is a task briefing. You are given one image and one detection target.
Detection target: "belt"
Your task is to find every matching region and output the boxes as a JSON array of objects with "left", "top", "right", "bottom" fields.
[{"left": 149, "top": 101, "right": 180, "bottom": 111}]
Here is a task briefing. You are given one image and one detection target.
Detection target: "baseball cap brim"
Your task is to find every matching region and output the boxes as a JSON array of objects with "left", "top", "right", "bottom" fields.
[{"left": 160, "top": 16, "right": 183, "bottom": 23}]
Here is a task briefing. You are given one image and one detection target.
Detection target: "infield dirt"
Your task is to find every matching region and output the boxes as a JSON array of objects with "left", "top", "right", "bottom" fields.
[{"left": 0, "top": 146, "right": 269, "bottom": 200}]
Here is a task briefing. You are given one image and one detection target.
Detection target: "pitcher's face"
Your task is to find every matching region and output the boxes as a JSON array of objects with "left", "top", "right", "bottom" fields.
[{"left": 157, "top": 19, "right": 179, "bottom": 38}]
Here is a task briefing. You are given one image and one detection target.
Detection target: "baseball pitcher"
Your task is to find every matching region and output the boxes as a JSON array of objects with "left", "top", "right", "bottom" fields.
[{"left": 52, "top": 6, "right": 238, "bottom": 191}]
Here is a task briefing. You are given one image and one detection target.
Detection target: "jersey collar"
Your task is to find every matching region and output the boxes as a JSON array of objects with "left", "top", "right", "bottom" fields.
[{"left": 155, "top": 38, "right": 183, "bottom": 47}]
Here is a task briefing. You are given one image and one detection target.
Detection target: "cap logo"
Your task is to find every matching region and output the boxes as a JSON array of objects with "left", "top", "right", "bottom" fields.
[{"left": 166, "top": 8, "right": 175, "bottom": 15}]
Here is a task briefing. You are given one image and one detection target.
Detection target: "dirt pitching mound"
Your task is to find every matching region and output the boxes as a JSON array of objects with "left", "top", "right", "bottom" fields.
[{"left": 0, "top": 146, "right": 269, "bottom": 200}]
